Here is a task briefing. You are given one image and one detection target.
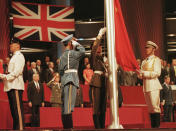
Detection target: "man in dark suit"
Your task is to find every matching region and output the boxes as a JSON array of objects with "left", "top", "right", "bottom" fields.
[
  {"left": 28, "top": 62, "right": 38, "bottom": 82},
  {"left": 159, "top": 59, "right": 169, "bottom": 84},
  {"left": 160, "top": 75, "right": 173, "bottom": 122},
  {"left": 42, "top": 56, "right": 50, "bottom": 70},
  {"left": 36, "top": 59, "right": 44, "bottom": 83},
  {"left": 169, "top": 59, "right": 176, "bottom": 85},
  {"left": 27, "top": 73, "right": 45, "bottom": 127},
  {"left": 42, "top": 56, "right": 50, "bottom": 82},
  {"left": 45, "top": 62, "right": 55, "bottom": 83}
]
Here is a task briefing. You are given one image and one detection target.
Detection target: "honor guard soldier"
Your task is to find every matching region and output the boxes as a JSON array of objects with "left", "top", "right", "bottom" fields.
[
  {"left": 137, "top": 41, "right": 162, "bottom": 128},
  {"left": 58, "top": 34, "right": 85, "bottom": 129},
  {"left": 90, "top": 27, "right": 107, "bottom": 129},
  {"left": 0, "top": 39, "right": 25, "bottom": 130}
]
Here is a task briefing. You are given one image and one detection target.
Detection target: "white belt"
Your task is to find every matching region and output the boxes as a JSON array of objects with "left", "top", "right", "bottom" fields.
[
  {"left": 65, "top": 69, "right": 77, "bottom": 73},
  {"left": 94, "top": 70, "right": 103, "bottom": 75}
]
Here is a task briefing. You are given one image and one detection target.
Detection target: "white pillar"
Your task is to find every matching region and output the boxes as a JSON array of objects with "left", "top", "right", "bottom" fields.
[{"left": 105, "top": 0, "right": 121, "bottom": 129}]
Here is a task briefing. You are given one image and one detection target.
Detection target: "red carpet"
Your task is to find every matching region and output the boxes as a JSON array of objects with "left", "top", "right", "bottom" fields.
[
  {"left": 40, "top": 106, "right": 150, "bottom": 129},
  {"left": 1, "top": 83, "right": 176, "bottom": 130},
  {"left": 160, "top": 122, "right": 176, "bottom": 128}
]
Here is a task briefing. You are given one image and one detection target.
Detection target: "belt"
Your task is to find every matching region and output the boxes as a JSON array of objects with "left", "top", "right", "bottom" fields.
[
  {"left": 65, "top": 69, "right": 77, "bottom": 73},
  {"left": 5, "top": 72, "right": 22, "bottom": 75},
  {"left": 94, "top": 70, "right": 103, "bottom": 75}
]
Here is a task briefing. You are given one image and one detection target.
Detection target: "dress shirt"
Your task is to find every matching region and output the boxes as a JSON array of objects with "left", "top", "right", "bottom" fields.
[
  {"left": 34, "top": 81, "right": 40, "bottom": 92},
  {"left": 37, "top": 66, "right": 41, "bottom": 72},
  {"left": 34, "top": 81, "right": 39, "bottom": 88},
  {"left": 164, "top": 82, "right": 169, "bottom": 88},
  {"left": 49, "top": 68, "right": 54, "bottom": 73},
  {"left": 32, "top": 68, "right": 37, "bottom": 74}
]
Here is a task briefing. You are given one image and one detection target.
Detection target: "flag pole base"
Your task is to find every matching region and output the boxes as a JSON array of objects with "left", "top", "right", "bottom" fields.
[{"left": 108, "top": 123, "right": 124, "bottom": 129}]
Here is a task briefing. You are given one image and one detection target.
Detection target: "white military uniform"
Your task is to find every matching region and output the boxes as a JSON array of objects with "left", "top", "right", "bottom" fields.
[
  {"left": 141, "top": 55, "right": 162, "bottom": 113},
  {"left": 1, "top": 50, "right": 25, "bottom": 130},
  {"left": 3, "top": 50, "right": 25, "bottom": 92}
]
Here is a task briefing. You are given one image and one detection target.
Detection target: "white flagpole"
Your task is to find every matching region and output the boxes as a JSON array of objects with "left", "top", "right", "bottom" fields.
[{"left": 105, "top": 0, "right": 121, "bottom": 129}]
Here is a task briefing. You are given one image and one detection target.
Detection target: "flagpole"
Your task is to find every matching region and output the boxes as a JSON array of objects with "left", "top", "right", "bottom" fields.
[{"left": 105, "top": 0, "right": 121, "bottom": 129}]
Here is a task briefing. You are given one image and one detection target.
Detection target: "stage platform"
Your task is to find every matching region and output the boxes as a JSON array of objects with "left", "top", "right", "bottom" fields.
[
  {"left": 40, "top": 105, "right": 150, "bottom": 129},
  {"left": 23, "top": 128, "right": 176, "bottom": 131},
  {"left": 1, "top": 83, "right": 176, "bottom": 130}
]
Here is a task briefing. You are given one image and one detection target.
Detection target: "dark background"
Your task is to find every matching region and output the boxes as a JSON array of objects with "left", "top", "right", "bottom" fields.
[{"left": 12, "top": 0, "right": 104, "bottom": 21}]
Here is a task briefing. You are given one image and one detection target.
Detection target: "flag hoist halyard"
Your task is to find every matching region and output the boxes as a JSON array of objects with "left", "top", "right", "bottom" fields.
[
  {"left": 105, "top": 0, "right": 139, "bottom": 129},
  {"left": 11, "top": 2, "right": 75, "bottom": 42}
]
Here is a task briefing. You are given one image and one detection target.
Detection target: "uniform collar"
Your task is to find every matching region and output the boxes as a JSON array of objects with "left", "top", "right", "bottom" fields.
[
  {"left": 64, "top": 49, "right": 70, "bottom": 52},
  {"left": 146, "top": 55, "right": 155, "bottom": 60},
  {"left": 13, "top": 50, "right": 21, "bottom": 55},
  {"left": 164, "top": 82, "right": 170, "bottom": 87}
]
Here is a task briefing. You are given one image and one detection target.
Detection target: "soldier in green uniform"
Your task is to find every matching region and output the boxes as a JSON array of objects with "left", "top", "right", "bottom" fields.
[{"left": 90, "top": 27, "right": 107, "bottom": 129}]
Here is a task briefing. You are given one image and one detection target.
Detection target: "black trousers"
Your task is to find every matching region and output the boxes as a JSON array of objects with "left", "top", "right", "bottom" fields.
[
  {"left": 92, "top": 86, "right": 107, "bottom": 128},
  {"left": 31, "top": 105, "right": 40, "bottom": 127},
  {"left": 7, "top": 89, "right": 24, "bottom": 130},
  {"left": 89, "top": 86, "right": 93, "bottom": 104},
  {"left": 163, "top": 104, "right": 173, "bottom": 122},
  {"left": 172, "top": 104, "right": 176, "bottom": 122},
  {"left": 92, "top": 87, "right": 107, "bottom": 114}
]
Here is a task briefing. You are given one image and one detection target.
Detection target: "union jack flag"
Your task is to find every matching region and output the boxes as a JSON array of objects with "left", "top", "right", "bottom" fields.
[{"left": 11, "top": 2, "right": 75, "bottom": 42}]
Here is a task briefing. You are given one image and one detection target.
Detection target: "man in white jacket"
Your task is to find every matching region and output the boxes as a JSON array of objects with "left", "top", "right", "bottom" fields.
[
  {"left": 0, "top": 39, "right": 25, "bottom": 130},
  {"left": 137, "top": 41, "right": 162, "bottom": 128}
]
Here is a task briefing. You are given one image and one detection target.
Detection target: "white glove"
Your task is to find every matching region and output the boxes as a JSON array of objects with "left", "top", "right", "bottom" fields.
[
  {"left": 0, "top": 73, "right": 6, "bottom": 79},
  {"left": 103, "top": 56, "right": 108, "bottom": 63},
  {"left": 71, "top": 40, "right": 80, "bottom": 48},
  {"left": 98, "top": 27, "right": 106, "bottom": 37}
]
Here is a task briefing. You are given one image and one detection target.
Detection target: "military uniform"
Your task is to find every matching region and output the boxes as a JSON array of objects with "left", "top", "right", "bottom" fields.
[
  {"left": 59, "top": 46, "right": 85, "bottom": 114},
  {"left": 3, "top": 50, "right": 25, "bottom": 130},
  {"left": 47, "top": 81, "right": 62, "bottom": 107},
  {"left": 58, "top": 35, "right": 85, "bottom": 129},
  {"left": 90, "top": 38, "right": 107, "bottom": 129},
  {"left": 141, "top": 54, "right": 162, "bottom": 128}
]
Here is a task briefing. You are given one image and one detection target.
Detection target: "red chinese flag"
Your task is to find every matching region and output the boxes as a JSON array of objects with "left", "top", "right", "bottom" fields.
[
  {"left": 114, "top": 0, "right": 139, "bottom": 71},
  {"left": 0, "top": 62, "right": 3, "bottom": 74}
]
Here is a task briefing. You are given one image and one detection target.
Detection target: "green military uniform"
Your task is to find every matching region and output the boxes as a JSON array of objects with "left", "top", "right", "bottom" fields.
[
  {"left": 90, "top": 38, "right": 107, "bottom": 129},
  {"left": 47, "top": 81, "right": 62, "bottom": 107}
]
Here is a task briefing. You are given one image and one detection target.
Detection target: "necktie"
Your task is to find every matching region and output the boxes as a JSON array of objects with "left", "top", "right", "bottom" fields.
[
  {"left": 33, "top": 69, "right": 37, "bottom": 74},
  {"left": 37, "top": 66, "right": 40, "bottom": 72},
  {"left": 36, "top": 82, "right": 40, "bottom": 92}
]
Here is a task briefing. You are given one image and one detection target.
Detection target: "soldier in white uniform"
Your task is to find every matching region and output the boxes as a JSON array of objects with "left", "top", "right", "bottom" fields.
[
  {"left": 0, "top": 39, "right": 25, "bottom": 130},
  {"left": 137, "top": 41, "right": 162, "bottom": 128}
]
